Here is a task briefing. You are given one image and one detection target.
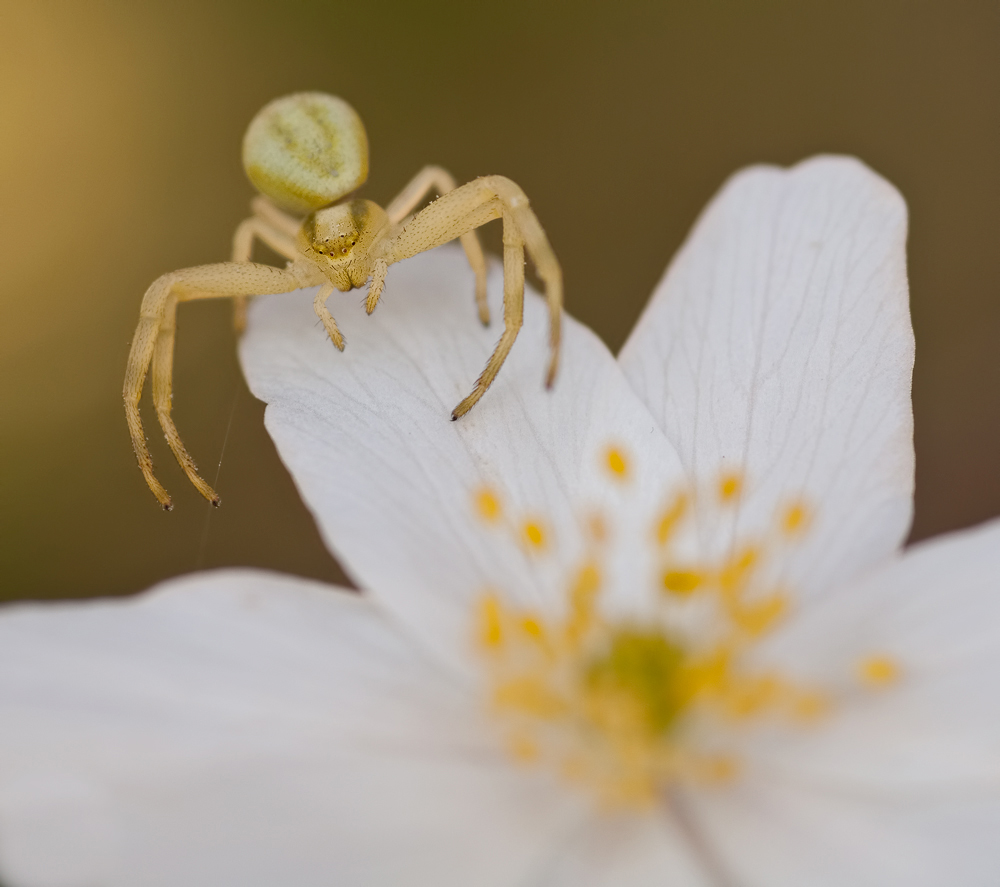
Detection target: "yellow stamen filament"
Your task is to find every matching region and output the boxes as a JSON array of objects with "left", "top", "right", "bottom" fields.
[
  {"left": 475, "top": 488, "right": 502, "bottom": 522},
  {"left": 567, "top": 563, "right": 601, "bottom": 644},
  {"left": 655, "top": 493, "right": 688, "bottom": 545},
  {"left": 732, "top": 593, "right": 787, "bottom": 637},
  {"left": 587, "top": 512, "right": 608, "bottom": 544},
  {"left": 859, "top": 655, "right": 900, "bottom": 687},
  {"left": 719, "top": 546, "right": 759, "bottom": 594}
]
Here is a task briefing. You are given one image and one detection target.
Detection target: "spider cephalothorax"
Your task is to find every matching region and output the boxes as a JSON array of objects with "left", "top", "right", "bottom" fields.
[{"left": 123, "top": 92, "right": 562, "bottom": 510}]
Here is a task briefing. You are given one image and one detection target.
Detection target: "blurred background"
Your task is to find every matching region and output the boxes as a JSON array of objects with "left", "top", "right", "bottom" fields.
[{"left": 2, "top": 0, "right": 998, "bottom": 601}]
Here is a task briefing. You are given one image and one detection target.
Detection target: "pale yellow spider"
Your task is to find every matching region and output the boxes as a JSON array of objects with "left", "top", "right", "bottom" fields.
[{"left": 124, "top": 92, "right": 562, "bottom": 510}]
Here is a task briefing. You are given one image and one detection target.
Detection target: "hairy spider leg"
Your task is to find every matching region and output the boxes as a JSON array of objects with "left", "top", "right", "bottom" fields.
[
  {"left": 231, "top": 197, "right": 303, "bottom": 332},
  {"left": 380, "top": 175, "right": 562, "bottom": 418},
  {"left": 382, "top": 166, "right": 489, "bottom": 325},
  {"left": 312, "top": 282, "right": 344, "bottom": 349},
  {"left": 149, "top": 292, "right": 216, "bottom": 503},
  {"left": 124, "top": 260, "right": 324, "bottom": 509}
]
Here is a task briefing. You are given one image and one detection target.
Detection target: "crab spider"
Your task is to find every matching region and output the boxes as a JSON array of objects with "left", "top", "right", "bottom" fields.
[{"left": 123, "top": 92, "right": 563, "bottom": 510}]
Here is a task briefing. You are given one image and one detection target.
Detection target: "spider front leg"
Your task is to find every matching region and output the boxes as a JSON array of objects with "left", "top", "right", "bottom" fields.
[
  {"left": 378, "top": 166, "right": 489, "bottom": 324},
  {"left": 149, "top": 292, "right": 217, "bottom": 504},
  {"left": 313, "top": 282, "right": 345, "bottom": 350},
  {"left": 124, "top": 259, "right": 323, "bottom": 509},
  {"left": 379, "top": 175, "right": 562, "bottom": 419},
  {"left": 452, "top": 208, "right": 524, "bottom": 418}
]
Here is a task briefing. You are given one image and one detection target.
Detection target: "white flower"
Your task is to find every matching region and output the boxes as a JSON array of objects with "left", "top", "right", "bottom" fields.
[{"left": 3, "top": 156, "right": 999, "bottom": 887}]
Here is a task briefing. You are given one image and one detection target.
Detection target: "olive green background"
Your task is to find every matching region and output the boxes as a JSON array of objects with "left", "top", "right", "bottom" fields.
[{"left": 2, "top": 1, "right": 999, "bottom": 600}]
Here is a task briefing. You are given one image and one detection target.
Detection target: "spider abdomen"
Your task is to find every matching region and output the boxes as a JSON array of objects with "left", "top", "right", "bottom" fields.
[{"left": 243, "top": 93, "right": 369, "bottom": 215}]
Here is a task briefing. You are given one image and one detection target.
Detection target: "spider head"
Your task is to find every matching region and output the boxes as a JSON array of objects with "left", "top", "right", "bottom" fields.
[{"left": 299, "top": 199, "right": 389, "bottom": 291}]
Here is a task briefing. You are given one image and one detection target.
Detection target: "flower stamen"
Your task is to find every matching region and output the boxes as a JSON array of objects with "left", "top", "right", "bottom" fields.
[{"left": 473, "top": 451, "right": 900, "bottom": 809}]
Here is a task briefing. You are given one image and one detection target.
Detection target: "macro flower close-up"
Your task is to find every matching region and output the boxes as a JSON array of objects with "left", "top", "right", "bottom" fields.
[{"left": 2, "top": 156, "right": 1000, "bottom": 886}]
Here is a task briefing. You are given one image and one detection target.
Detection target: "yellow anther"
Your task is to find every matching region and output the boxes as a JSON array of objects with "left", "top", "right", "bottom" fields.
[
  {"left": 858, "top": 655, "right": 900, "bottom": 687},
  {"left": 520, "top": 616, "right": 546, "bottom": 642},
  {"left": 781, "top": 500, "right": 811, "bottom": 535},
  {"left": 507, "top": 732, "right": 540, "bottom": 762},
  {"left": 523, "top": 521, "right": 546, "bottom": 549},
  {"left": 700, "top": 755, "right": 739, "bottom": 784},
  {"left": 655, "top": 493, "right": 688, "bottom": 545},
  {"left": 473, "top": 464, "right": 835, "bottom": 809},
  {"left": 677, "top": 648, "right": 729, "bottom": 700},
  {"left": 719, "top": 472, "right": 743, "bottom": 502},
  {"left": 662, "top": 569, "right": 703, "bottom": 596},
  {"left": 494, "top": 677, "right": 565, "bottom": 718},
  {"left": 606, "top": 447, "right": 629, "bottom": 479},
  {"left": 791, "top": 691, "right": 831, "bottom": 722},
  {"left": 725, "top": 674, "right": 781, "bottom": 719},
  {"left": 478, "top": 593, "right": 504, "bottom": 649},
  {"left": 733, "top": 593, "right": 787, "bottom": 637},
  {"left": 474, "top": 487, "right": 502, "bottom": 522}
]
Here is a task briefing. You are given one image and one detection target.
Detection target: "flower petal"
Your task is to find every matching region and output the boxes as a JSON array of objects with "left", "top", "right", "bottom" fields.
[
  {"left": 746, "top": 517, "right": 1000, "bottom": 791},
  {"left": 683, "top": 776, "right": 1000, "bottom": 887},
  {"left": 0, "top": 571, "right": 587, "bottom": 887},
  {"left": 619, "top": 156, "right": 914, "bottom": 598},
  {"left": 239, "top": 246, "right": 685, "bottom": 671},
  {"left": 545, "top": 809, "right": 711, "bottom": 886}
]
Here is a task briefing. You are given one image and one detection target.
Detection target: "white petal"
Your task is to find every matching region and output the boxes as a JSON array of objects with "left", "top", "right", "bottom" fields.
[
  {"left": 0, "top": 570, "right": 587, "bottom": 887},
  {"left": 685, "top": 777, "right": 1000, "bottom": 887},
  {"left": 619, "top": 156, "right": 914, "bottom": 598},
  {"left": 545, "top": 809, "right": 711, "bottom": 887},
  {"left": 745, "top": 517, "right": 1000, "bottom": 792},
  {"left": 239, "top": 246, "right": 685, "bottom": 672}
]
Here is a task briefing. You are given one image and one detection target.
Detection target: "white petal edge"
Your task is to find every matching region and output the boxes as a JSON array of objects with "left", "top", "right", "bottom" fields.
[
  {"left": 239, "top": 245, "right": 686, "bottom": 675},
  {"left": 0, "top": 570, "right": 590, "bottom": 887},
  {"left": 619, "top": 156, "right": 915, "bottom": 600}
]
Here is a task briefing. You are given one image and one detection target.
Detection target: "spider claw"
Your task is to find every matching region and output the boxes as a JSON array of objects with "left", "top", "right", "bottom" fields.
[{"left": 162, "top": 500, "right": 174, "bottom": 512}]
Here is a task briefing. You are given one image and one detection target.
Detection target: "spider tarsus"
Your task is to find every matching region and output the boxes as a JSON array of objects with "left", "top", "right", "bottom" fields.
[{"left": 545, "top": 359, "right": 559, "bottom": 389}]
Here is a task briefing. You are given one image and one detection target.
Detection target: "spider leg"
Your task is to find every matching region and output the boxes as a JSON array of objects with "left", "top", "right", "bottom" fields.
[
  {"left": 380, "top": 175, "right": 562, "bottom": 416},
  {"left": 383, "top": 166, "right": 488, "bottom": 324},
  {"left": 452, "top": 206, "right": 524, "bottom": 419},
  {"left": 150, "top": 292, "right": 220, "bottom": 505},
  {"left": 231, "top": 197, "right": 303, "bottom": 332},
  {"left": 124, "top": 260, "right": 322, "bottom": 508},
  {"left": 313, "top": 282, "right": 345, "bottom": 350}
]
